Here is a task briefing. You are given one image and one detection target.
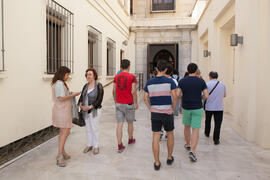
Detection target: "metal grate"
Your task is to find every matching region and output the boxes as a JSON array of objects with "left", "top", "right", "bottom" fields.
[
  {"left": 88, "top": 26, "right": 102, "bottom": 76},
  {"left": 107, "top": 38, "right": 116, "bottom": 76},
  {"left": 136, "top": 73, "right": 144, "bottom": 91},
  {"left": 0, "top": 0, "right": 4, "bottom": 71},
  {"left": 152, "top": 0, "right": 175, "bottom": 11},
  {"left": 0, "top": 126, "right": 59, "bottom": 167},
  {"left": 46, "top": 0, "right": 74, "bottom": 74},
  {"left": 130, "top": 0, "right": 133, "bottom": 15}
]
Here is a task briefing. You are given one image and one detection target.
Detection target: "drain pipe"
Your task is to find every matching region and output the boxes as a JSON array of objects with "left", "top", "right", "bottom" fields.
[{"left": 1, "top": 0, "right": 4, "bottom": 71}]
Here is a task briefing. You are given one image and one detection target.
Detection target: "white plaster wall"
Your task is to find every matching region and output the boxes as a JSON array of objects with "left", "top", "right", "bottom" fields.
[
  {"left": 0, "top": 0, "right": 133, "bottom": 147},
  {"left": 197, "top": 0, "right": 270, "bottom": 148},
  {"left": 255, "top": 0, "right": 270, "bottom": 148}
]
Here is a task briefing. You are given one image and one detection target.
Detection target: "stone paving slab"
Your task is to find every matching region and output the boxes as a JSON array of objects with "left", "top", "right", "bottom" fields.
[{"left": 0, "top": 98, "right": 270, "bottom": 180}]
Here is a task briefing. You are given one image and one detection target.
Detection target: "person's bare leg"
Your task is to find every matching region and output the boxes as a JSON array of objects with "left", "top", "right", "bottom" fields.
[
  {"left": 58, "top": 128, "right": 66, "bottom": 154},
  {"left": 58, "top": 128, "right": 67, "bottom": 163},
  {"left": 191, "top": 128, "right": 200, "bottom": 152},
  {"left": 63, "top": 128, "right": 71, "bottom": 158},
  {"left": 166, "top": 131, "right": 174, "bottom": 159},
  {"left": 184, "top": 126, "right": 191, "bottom": 146},
  {"left": 116, "top": 122, "right": 124, "bottom": 145},
  {"left": 152, "top": 132, "right": 161, "bottom": 165},
  {"left": 127, "top": 122, "right": 134, "bottom": 139}
]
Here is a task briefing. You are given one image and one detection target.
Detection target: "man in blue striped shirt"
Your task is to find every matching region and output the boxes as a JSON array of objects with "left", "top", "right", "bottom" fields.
[{"left": 144, "top": 60, "right": 178, "bottom": 170}]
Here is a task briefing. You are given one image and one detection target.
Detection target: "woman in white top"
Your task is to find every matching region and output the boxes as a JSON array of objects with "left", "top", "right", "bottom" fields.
[
  {"left": 78, "top": 68, "right": 104, "bottom": 155},
  {"left": 51, "top": 66, "right": 80, "bottom": 167}
]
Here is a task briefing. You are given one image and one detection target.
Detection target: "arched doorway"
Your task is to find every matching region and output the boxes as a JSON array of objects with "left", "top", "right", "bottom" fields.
[
  {"left": 152, "top": 49, "right": 175, "bottom": 72},
  {"left": 147, "top": 44, "right": 178, "bottom": 79}
]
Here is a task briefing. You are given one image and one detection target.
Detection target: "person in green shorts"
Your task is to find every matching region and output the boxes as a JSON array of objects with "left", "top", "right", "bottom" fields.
[{"left": 178, "top": 63, "right": 209, "bottom": 162}]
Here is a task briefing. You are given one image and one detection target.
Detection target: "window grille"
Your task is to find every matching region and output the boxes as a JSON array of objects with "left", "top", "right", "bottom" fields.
[
  {"left": 120, "top": 49, "right": 124, "bottom": 69},
  {"left": 152, "top": 0, "right": 175, "bottom": 11},
  {"left": 130, "top": 0, "right": 133, "bottom": 15},
  {"left": 88, "top": 26, "right": 102, "bottom": 76},
  {"left": 46, "top": 0, "right": 74, "bottom": 74},
  {"left": 0, "top": 0, "right": 4, "bottom": 71},
  {"left": 107, "top": 38, "right": 116, "bottom": 76},
  {"left": 120, "top": 50, "right": 124, "bottom": 62}
]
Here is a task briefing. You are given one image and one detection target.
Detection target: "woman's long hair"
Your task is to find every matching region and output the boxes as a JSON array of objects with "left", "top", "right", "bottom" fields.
[{"left": 51, "top": 66, "right": 71, "bottom": 89}]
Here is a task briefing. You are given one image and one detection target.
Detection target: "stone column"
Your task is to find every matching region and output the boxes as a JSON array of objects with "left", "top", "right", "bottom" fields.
[
  {"left": 135, "top": 41, "right": 148, "bottom": 82},
  {"left": 179, "top": 30, "right": 192, "bottom": 77}
]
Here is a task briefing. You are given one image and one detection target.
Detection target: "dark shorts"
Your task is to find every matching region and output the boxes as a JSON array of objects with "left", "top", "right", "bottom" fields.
[{"left": 151, "top": 112, "right": 174, "bottom": 132}]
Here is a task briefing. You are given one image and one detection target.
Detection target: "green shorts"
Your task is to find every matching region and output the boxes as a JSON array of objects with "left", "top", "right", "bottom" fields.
[{"left": 182, "top": 108, "right": 203, "bottom": 129}]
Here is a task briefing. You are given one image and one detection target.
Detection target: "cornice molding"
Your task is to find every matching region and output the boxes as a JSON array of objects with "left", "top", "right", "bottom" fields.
[
  {"left": 130, "top": 24, "right": 197, "bottom": 32},
  {"left": 86, "top": 0, "right": 129, "bottom": 38}
]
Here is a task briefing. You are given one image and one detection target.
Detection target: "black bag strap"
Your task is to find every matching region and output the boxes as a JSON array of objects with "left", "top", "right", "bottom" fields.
[
  {"left": 209, "top": 81, "right": 220, "bottom": 95},
  {"left": 203, "top": 81, "right": 219, "bottom": 110}
]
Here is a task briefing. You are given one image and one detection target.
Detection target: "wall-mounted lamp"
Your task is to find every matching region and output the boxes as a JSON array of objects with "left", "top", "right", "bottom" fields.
[
  {"left": 203, "top": 50, "right": 211, "bottom": 57},
  {"left": 230, "top": 34, "right": 243, "bottom": 46},
  {"left": 122, "top": 40, "right": 128, "bottom": 46}
]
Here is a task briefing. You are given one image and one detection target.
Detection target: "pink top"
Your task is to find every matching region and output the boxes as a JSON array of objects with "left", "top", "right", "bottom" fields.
[{"left": 52, "top": 80, "right": 73, "bottom": 128}]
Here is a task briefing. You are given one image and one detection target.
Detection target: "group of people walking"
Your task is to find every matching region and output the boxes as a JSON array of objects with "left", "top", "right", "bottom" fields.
[
  {"left": 50, "top": 59, "right": 226, "bottom": 171},
  {"left": 50, "top": 59, "right": 138, "bottom": 167},
  {"left": 144, "top": 60, "right": 226, "bottom": 170}
]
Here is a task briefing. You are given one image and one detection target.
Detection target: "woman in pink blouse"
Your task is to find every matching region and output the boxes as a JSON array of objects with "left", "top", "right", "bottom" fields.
[{"left": 51, "top": 66, "right": 80, "bottom": 167}]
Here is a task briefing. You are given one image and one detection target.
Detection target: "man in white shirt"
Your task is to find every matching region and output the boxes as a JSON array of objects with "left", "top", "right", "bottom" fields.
[{"left": 204, "top": 71, "right": 226, "bottom": 145}]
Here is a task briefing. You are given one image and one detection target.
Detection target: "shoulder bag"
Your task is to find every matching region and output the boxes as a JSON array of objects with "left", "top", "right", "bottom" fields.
[{"left": 203, "top": 81, "right": 220, "bottom": 110}]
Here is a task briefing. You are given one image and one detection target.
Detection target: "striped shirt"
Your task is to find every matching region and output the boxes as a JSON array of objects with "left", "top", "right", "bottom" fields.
[{"left": 144, "top": 76, "right": 177, "bottom": 114}]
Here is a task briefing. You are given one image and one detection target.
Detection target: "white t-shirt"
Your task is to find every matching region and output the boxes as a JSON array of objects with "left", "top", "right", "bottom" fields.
[{"left": 170, "top": 77, "right": 178, "bottom": 87}]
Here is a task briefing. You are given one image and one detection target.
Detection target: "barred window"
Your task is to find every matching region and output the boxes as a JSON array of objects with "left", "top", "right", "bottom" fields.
[
  {"left": 46, "top": 0, "right": 74, "bottom": 74},
  {"left": 152, "top": 0, "right": 175, "bottom": 11},
  {"left": 0, "top": 0, "right": 4, "bottom": 71},
  {"left": 107, "top": 38, "right": 116, "bottom": 76},
  {"left": 88, "top": 26, "right": 102, "bottom": 76},
  {"left": 120, "top": 50, "right": 124, "bottom": 62},
  {"left": 130, "top": 0, "right": 133, "bottom": 15}
]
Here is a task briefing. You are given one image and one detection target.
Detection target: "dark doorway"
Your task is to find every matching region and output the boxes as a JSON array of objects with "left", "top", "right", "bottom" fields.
[{"left": 147, "top": 44, "right": 178, "bottom": 79}]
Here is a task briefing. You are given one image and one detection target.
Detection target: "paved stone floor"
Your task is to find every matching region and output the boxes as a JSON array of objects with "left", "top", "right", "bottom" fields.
[{"left": 1, "top": 97, "right": 270, "bottom": 180}]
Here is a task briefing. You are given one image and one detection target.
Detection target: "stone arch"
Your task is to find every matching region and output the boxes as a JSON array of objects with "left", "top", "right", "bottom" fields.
[{"left": 153, "top": 49, "right": 176, "bottom": 70}]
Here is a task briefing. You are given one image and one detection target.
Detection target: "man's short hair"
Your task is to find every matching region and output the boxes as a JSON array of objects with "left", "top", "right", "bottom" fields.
[
  {"left": 209, "top": 71, "right": 218, "bottom": 79},
  {"left": 156, "top": 60, "right": 168, "bottom": 72},
  {"left": 121, "top": 59, "right": 130, "bottom": 70},
  {"left": 187, "top": 63, "right": 198, "bottom": 74},
  {"left": 165, "top": 65, "right": 173, "bottom": 76},
  {"left": 173, "top": 69, "right": 179, "bottom": 75}
]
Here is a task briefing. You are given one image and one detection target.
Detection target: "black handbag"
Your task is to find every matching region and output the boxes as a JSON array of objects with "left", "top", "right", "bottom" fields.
[{"left": 72, "top": 110, "right": 85, "bottom": 127}]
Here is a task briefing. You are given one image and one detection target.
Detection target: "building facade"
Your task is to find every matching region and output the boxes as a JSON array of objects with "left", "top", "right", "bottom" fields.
[
  {"left": 131, "top": 0, "right": 198, "bottom": 81},
  {"left": 0, "top": 0, "right": 270, "bottom": 151},
  {"left": 0, "top": 0, "right": 134, "bottom": 147},
  {"left": 196, "top": 0, "right": 270, "bottom": 148}
]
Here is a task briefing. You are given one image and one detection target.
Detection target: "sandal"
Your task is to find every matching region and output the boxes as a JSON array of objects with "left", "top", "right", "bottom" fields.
[
  {"left": 56, "top": 154, "right": 66, "bottom": 167},
  {"left": 63, "top": 150, "right": 71, "bottom": 160},
  {"left": 93, "top": 148, "right": 99, "bottom": 155},
  {"left": 83, "top": 146, "right": 93, "bottom": 153}
]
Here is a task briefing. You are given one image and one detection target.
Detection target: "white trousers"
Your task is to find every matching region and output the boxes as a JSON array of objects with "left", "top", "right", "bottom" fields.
[{"left": 84, "top": 110, "right": 101, "bottom": 148}]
